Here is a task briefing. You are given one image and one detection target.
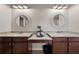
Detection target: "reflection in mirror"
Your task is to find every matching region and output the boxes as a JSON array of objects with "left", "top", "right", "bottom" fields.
[
  {"left": 54, "top": 14, "right": 59, "bottom": 25},
  {"left": 19, "top": 16, "right": 24, "bottom": 27},
  {"left": 16, "top": 15, "right": 29, "bottom": 27},
  {"left": 53, "top": 14, "right": 64, "bottom": 26}
]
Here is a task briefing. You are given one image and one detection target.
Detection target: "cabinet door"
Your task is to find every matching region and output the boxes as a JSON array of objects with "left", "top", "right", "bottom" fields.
[
  {"left": 0, "top": 37, "right": 12, "bottom": 54},
  {"left": 1, "top": 42, "right": 11, "bottom": 54},
  {"left": 13, "top": 37, "right": 28, "bottom": 54},
  {"left": 53, "top": 37, "right": 67, "bottom": 54},
  {"left": 13, "top": 42, "right": 28, "bottom": 54},
  {"left": 69, "top": 37, "right": 79, "bottom": 54}
]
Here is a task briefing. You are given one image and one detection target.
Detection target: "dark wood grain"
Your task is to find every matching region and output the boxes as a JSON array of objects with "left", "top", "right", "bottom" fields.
[{"left": 53, "top": 37, "right": 67, "bottom": 54}]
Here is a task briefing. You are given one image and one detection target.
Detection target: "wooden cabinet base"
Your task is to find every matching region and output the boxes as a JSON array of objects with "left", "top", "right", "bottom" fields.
[
  {"left": 0, "top": 37, "right": 79, "bottom": 54},
  {"left": 53, "top": 37, "right": 67, "bottom": 54},
  {"left": 0, "top": 37, "right": 28, "bottom": 54}
]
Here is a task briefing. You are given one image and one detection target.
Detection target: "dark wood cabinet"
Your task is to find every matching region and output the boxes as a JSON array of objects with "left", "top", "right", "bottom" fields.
[
  {"left": 69, "top": 37, "right": 79, "bottom": 54},
  {"left": 53, "top": 37, "right": 79, "bottom": 54},
  {"left": 0, "top": 37, "right": 28, "bottom": 54},
  {"left": 0, "top": 37, "right": 12, "bottom": 54},
  {"left": 13, "top": 42, "right": 28, "bottom": 54},
  {"left": 53, "top": 37, "right": 67, "bottom": 54},
  {"left": 1, "top": 42, "right": 11, "bottom": 54},
  {"left": 0, "top": 37, "right": 79, "bottom": 54},
  {"left": 13, "top": 37, "right": 28, "bottom": 54}
]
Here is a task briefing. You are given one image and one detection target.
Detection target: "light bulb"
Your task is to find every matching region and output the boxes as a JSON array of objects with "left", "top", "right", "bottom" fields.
[
  {"left": 58, "top": 6, "right": 63, "bottom": 9},
  {"left": 12, "top": 5, "right": 18, "bottom": 9},
  {"left": 23, "top": 5, "right": 28, "bottom": 9},
  {"left": 63, "top": 6, "right": 67, "bottom": 9},
  {"left": 18, "top": 5, "right": 23, "bottom": 9},
  {"left": 53, "top": 5, "right": 57, "bottom": 9}
]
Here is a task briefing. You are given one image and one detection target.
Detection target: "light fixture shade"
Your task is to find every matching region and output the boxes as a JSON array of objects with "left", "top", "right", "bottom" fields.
[
  {"left": 52, "top": 4, "right": 67, "bottom": 10},
  {"left": 18, "top": 5, "right": 23, "bottom": 9},
  {"left": 12, "top": 5, "right": 18, "bottom": 9},
  {"left": 53, "top": 5, "right": 57, "bottom": 9},
  {"left": 63, "top": 6, "right": 67, "bottom": 9},
  {"left": 58, "top": 6, "right": 63, "bottom": 9},
  {"left": 23, "top": 5, "right": 28, "bottom": 9}
]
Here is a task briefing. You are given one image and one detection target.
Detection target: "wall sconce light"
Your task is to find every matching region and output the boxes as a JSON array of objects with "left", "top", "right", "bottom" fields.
[
  {"left": 63, "top": 6, "right": 67, "bottom": 9},
  {"left": 53, "top": 5, "right": 57, "bottom": 9},
  {"left": 18, "top": 5, "right": 23, "bottom": 9},
  {"left": 12, "top": 5, "right": 18, "bottom": 9},
  {"left": 58, "top": 6, "right": 63, "bottom": 9},
  {"left": 23, "top": 5, "right": 28, "bottom": 9},
  {"left": 52, "top": 4, "right": 67, "bottom": 10},
  {"left": 12, "top": 5, "right": 28, "bottom": 9}
]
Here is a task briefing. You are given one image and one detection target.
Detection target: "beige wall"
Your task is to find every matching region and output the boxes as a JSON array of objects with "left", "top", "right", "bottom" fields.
[
  {"left": 0, "top": 5, "right": 12, "bottom": 32},
  {"left": 0, "top": 4, "right": 79, "bottom": 33},
  {"left": 68, "top": 5, "right": 79, "bottom": 32},
  {"left": 12, "top": 8, "right": 68, "bottom": 32}
]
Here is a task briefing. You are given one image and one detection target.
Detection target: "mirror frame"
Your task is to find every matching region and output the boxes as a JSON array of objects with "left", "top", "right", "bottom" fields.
[{"left": 51, "top": 14, "right": 65, "bottom": 27}]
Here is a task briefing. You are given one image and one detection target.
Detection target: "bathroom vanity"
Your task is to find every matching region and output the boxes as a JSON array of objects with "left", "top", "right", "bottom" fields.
[{"left": 0, "top": 33, "right": 79, "bottom": 54}]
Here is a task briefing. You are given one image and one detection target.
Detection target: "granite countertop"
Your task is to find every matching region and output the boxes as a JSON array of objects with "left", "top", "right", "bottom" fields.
[
  {"left": 0, "top": 31, "right": 79, "bottom": 37},
  {"left": 0, "top": 32, "right": 31, "bottom": 37}
]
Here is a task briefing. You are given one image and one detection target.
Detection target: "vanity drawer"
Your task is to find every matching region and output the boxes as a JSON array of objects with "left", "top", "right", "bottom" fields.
[
  {"left": 13, "top": 37, "right": 28, "bottom": 42},
  {"left": 69, "top": 37, "right": 79, "bottom": 42},
  {"left": 0, "top": 37, "right": 11, "bottom": 42},
  {"left": 53, "top": 37, "right": 67, "bottom": 42}
]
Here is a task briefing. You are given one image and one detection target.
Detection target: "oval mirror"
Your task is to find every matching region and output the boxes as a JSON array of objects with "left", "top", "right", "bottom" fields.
[
  {"left": 53, "top": 14, "right": 65, "bottom": 26},
  {"left": 16, "top": 15, "right": 29, "bottom": 27}
]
